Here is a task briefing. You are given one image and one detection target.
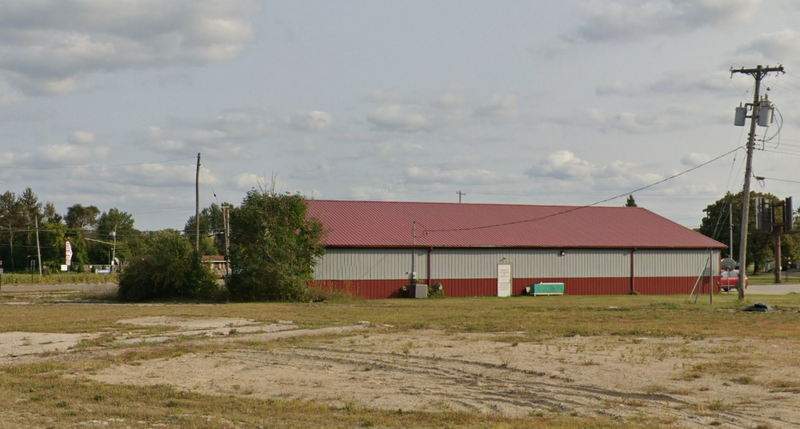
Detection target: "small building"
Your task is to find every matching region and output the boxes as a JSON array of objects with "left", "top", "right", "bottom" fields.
[
  {"left": 306, "top": 200, "right": 725, "bottom": 299},
  {"left": 202, "top": 255, "right": 229, "bottom": 277}
]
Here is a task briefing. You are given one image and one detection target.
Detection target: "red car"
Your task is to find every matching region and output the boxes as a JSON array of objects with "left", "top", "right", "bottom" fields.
[{"left": 720, "top": 269, "right": 748, "bottom": 292}]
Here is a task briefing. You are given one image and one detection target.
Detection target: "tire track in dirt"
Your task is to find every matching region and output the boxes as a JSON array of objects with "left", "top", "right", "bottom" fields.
[{"left": 223, "top": 346, "right": 690, "bottom": 420}]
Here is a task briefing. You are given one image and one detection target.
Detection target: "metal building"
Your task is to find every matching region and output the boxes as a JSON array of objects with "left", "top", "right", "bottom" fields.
[{"left": 306, "top": 200, "right": 725, "bottom": 299}]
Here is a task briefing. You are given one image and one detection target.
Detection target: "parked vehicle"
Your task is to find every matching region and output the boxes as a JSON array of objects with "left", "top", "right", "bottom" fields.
[{"left": 720, "top": 269, "right": 748, "bottom": 292}]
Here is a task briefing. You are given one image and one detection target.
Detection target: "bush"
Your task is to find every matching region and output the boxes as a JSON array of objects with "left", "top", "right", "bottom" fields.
[
  {"left": 428, "top": 282, "right": 446, "bottom": 298},
  {"left": 226, "top": 192, "right": 325, "bottom": 301},
  {"left": 117, "top": 230, "right": 218, "bottom": 302}
]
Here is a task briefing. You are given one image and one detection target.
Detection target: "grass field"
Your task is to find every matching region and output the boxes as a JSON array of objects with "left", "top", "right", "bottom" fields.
[
  {"left": 0, "top": 272, "right": 117, "bottom": 285},
  {"left": 1, "top": 291, "right": 798, "bottom": 428}
]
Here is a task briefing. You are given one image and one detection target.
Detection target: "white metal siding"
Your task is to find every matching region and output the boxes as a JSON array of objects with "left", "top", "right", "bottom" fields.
[
  {"left": 314, "top": 248, "right": 427, "bottom": 280},
  {"left": 315, "top": 247, "right": 722, "bottom": 281},
  {"left": 430, "top": 248, "right": 629, "bottom": 279},
  {"left": 634, "top": 249, "right": 720, "bottom": 277}
]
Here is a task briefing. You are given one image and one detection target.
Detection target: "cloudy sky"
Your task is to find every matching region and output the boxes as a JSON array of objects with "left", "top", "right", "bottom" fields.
[{"left": 1, "top": 0, "right": 800, "bottom": 231}]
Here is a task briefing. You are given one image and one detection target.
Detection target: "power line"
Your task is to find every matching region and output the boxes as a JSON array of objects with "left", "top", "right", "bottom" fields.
[
  {"left": 425, "top": 145, "right": 743, "bottom": 234},
  {"left": 758, "top": 176, "right": 800, "bottom": 185}
]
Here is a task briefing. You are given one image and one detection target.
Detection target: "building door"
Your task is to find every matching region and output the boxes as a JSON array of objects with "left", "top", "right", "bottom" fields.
[{"left": 497, "top": 263, "right": 512, "bottom": 297}]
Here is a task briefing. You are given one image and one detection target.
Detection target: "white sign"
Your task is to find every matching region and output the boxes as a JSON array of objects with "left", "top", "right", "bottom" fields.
[
  {"left": 65, "top": 240, "right": 73, "bottom": 267},
  {"left": 497, "top": 263, "right": 512, "bottom": 297}
]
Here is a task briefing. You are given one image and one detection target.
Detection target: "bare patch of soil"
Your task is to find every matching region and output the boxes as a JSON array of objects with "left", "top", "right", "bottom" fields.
[
  {"left": 0, "top": 332, "right": 98, "bottom": 359},
  {"left": 87, "top": 329, "right": 800, "bottom": 428}
]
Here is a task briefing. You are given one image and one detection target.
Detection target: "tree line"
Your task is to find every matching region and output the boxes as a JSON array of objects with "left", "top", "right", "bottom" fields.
[{"left": 0, "top": 188, "right": 138, "bottom": 273}]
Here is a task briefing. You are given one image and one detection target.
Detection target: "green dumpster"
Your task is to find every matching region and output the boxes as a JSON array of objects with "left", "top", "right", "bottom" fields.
[{"left": 531, "top": 282, "right": 565, "bottom": 296}]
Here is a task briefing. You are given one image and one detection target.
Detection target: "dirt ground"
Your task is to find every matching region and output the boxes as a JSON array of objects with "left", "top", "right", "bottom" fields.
[{"left": 17, "top": 317, "right": 783, "bottom": 429}]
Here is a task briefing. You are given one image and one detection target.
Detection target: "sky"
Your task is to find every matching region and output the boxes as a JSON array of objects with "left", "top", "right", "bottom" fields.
[{"left": 2, "top": 0, "right": 800, "bottom": 232}]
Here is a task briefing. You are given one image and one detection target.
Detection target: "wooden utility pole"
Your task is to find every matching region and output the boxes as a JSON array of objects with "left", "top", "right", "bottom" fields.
[
  {"left": 456, "top": 191, "right": 466, "bottom": 203},
  {"left": 111, "top": 226, "right": 117, "bottom": 269},
  {"left": 195, "top": 152, "right": 201, "bottom": 252},
  {"left": 34, "top": 215, "right": 42, "bottom": 277},
  {"left": 729, "top": 202, "right": 734, "bottom": 258},
  {"left": 223, "top": 204, "right": 231, "bottom": 275},
  {"left": 731, "top": 65, "right": 785, "bottom": 300}
]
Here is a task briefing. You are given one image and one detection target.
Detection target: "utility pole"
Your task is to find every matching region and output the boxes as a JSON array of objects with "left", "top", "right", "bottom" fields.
[
  {"left": 34, "top": 215, "right": 42, "bottom": 277},
  {"left": 223, "top": 204, "right": 230, "bottom": 275},
  {"left": 456, "top": 190, "right": 466, "bottom": 203},
  {"left": 111, "top": 226, "right": 117, "bottom": 270},
  {"left": 731, "top": 65, "right": 785, "bottom": 300},
  {"left": 195, "top": 152, "right": 201, "bottom": 252},
  {"left": 729, "top": 202, "right": 734, "bottom": 258}
]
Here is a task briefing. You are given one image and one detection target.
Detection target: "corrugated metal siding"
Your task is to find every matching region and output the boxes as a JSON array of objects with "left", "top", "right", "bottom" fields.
[
  {"left": 314, "top": 248, "right": 427, "bottom": 280},
  {"left": 634, "top": 276, "right": 719, "bottom": 295},
  {"left": 431, "top": 248, "right": 629, "bottom": 278},
  {"left": 634, "top": 249, "right": 720, "bottom": 277},
  {"left": 511, "top": 277, "right": 630, "bottom": 295},
  {"left": 312, "top": 276, "right": 713, "bottom": 298},
  {"left": 311, "top": 279, "right": 406, "bottom": 299}
]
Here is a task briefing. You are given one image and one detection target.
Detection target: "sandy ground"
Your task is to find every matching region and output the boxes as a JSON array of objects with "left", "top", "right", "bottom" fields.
[
  {"left": 75, "top": 319, "right": 800, "bottom": 429},
  {"left": 2, "top": 314, "right": 798, "bottom": 428},
  {"left": 0, "top": 332, "right": 98, "bottom": 358}
]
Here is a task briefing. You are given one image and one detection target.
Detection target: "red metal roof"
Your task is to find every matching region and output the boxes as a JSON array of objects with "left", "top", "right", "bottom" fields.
[{"left": 306, "top": 200, "right": 725, "bottom": 249}]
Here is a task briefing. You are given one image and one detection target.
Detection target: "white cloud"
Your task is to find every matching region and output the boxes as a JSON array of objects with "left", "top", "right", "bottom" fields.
[
  {"left": 348, "top": 186, "right": 402, "bottom": 201},
  {"left": 565, "top": 0, "right": 760, "bottom": 43},
  {"left": 474, "top": 94, "right": 518, "bottom": 120},
  {"left": 405, "top": 166, "right": 518, "bottom": 185},
  {"left": 287, "top": 110, "right": 334, "bottom": 131},
  {"left": 234, "top": 172, "right": 266, "bottom": 190},
  {"left": 681, "top": 152, "right": 712, "bottom": 166},
  {"left": 122, "top": 163, "right": 219, "bottom": 187},
  {"left": 68, "top": 130, "right": 96, "bottom": 145},
  {"left": 736, "top": 29, "right": 800, "bottom": 60},
  {"left": 0, "top": 81, "right": 24, "bottom": 106},
  {"left": 595, "top": 81, "right": 634, "bottom": 96},
  {"left": 0, "top": 152, "right": 13, "bottom": 166},
  {"left": 372, "top": 142, "right": 425, "bottom": 160},
  {"left": 291, "top": 161, "right": 333, "bottom": 180},
  {"left": 528, "top": 150, "right": 595, "bottom": 181},
  {"left": 147, "top": 108, "right": 272, "bottom": 157},
  {"left": 367, "top": 105, "right": 431, "bottom": 131},
  {"left": 527, "top": 150, "right": 662, "bottom": 189},
  {"left": 0, "top": 0, "right": 260, "bottom": 95},
  {"left": 554, "top": 105, "right": 702, "bottom": 134},
  {"left": 39, "top": 143, "right": 107, "bottom": 165},
  {"left": 649, "top": 71, "right": 743, "bottom": 94}
]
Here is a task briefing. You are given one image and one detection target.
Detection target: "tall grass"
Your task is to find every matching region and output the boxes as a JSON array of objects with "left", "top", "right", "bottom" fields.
[{"left": 0, "top": 272, "right": 117, "bottom": 285}]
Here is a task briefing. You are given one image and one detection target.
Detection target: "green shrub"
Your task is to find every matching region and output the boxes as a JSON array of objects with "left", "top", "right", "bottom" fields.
[
  {"left": 428, "top": 282, "right": 446, "bottom": 298},
  {"left": 226, "top": 192, "right": 324, "bottom": 302},
  {"left": 117, "top": 230, "right": 218, "bottom": 302}
]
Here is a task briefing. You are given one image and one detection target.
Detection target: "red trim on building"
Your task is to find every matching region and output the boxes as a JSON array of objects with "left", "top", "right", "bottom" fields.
[{"left": 310, "top": 276, "right": 721, "bottom": 299}]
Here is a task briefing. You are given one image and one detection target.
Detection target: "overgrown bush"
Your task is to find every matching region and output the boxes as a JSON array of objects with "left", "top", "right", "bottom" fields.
[
  {"left": 117, "top": 230, "right": 218, "bottom": 301},
  {"left": 226, "top": 191, "right": 325, "bottom": 301},
  {"left": 428, "top": 282, "right": 446, "bottom": 298}
]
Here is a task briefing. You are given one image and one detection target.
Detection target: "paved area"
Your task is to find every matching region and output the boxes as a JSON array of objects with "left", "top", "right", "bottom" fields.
[
  {"left": 0, "top": 283, "right": 117, "bottom": 293},
  {"left": 729, "top": 283, "right": 800, "bottom": 295}
]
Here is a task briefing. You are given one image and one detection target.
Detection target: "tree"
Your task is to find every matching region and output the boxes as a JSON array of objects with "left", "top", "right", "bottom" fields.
[
  {"left": 184, "top": 203, "right": 227, "bottom": 255},
  {"left": 227, "top": 191, "right": 325, "bottom": 301},
  {"left": 0, "top": 188, "right": 47, "bottom": 272},
  {"left": 118, "top": 230, "right": 217, "bottom": 301},
  {"left": 0, "top": 191, "right": 22, "bottom": 270},
  {"left": 625, "top": 194, "right": 637, "bottom": 207},
  {"left": 91, "top": 208, "right": 137, "bottom": 263},
  {"left": 65, "top": 204, "right": 100, "bottom": 231},
  {"left": 698, "top": 191, "right": 785, "bottom": 273}
]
